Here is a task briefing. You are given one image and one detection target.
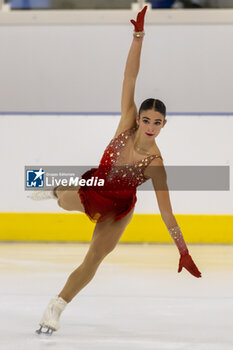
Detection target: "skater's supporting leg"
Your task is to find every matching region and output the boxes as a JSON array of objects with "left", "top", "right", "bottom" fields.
[
  {"left": 58, "top": 207, "right": 134, "bottom": 303},
  {"left": 36, "top": 208, "right": 134, "bottom": 334}
]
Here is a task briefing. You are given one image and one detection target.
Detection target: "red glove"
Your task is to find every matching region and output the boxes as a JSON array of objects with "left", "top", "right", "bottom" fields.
[
  {"left": 178, "top": 253, "right": 202, "bottom": 278},
  {"left": 130, "top": 5, "right": 148, "bottom": 32}
]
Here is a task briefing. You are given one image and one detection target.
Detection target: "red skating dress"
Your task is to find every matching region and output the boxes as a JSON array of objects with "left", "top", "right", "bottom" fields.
[{"left": 78, "top": 127, "right": 163, "bottom": 223}]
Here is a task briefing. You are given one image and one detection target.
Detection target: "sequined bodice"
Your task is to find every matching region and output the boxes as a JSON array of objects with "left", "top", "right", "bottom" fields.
[{"left": 97, "top": 128, "right": 163, "bottom": 190}]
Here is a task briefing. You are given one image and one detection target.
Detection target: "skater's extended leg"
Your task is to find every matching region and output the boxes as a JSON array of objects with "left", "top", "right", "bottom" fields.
[
  {"left": 58, "top": 207, "right": 134, "bottom": 303},
  {"left": 54, "top": 185, "right": 85, "bottom": 213}
]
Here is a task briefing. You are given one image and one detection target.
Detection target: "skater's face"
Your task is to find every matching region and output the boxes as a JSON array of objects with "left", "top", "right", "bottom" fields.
[{"left": 136, "top": 109, "right": 166, "bottom": 138}]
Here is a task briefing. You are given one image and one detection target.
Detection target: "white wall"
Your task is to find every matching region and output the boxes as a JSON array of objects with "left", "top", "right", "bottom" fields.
[
  {"left": 0, "top": 22, "right": 233, "bottom": 113},
  {"left": 1, "top": 114, "right": 232, "bottom": 214},
  {"left": 0, "top": 11, "right": 232, "bottom": 215}
]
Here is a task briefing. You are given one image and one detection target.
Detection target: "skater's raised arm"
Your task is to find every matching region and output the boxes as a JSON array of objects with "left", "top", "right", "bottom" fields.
[
  {"left": 120, "top": 38, "right": 143, "bottom": 118},
  {"left": 147, "top": 158, "right": 202, "bottom": 278},
  {"left": 114, "top": 6, "right": 147, "bottom": 137}
]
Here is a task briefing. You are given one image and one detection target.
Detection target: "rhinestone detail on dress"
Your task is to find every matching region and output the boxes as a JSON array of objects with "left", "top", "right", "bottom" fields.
[{"left": 98, "top": 128, "right": 163, "bottom": 189}]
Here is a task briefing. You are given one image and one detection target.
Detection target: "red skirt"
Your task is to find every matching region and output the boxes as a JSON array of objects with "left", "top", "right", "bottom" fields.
[{"left": 78, "top": 168, "right": 137, "bottom": 223}]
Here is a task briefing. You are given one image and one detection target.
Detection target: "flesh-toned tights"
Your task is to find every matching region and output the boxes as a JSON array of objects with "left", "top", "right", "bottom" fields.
[{"left": 55, "top": 186, "right": 134, "bottom": 303}]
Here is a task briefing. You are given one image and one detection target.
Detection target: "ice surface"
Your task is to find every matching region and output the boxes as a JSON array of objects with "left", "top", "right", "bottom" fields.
[{"left": 0, "top": 243, "right": 232, "bottom": 350}]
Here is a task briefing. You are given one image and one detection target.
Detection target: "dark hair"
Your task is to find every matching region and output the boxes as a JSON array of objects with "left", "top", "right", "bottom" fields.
[{"left": 138, "top": 98, "right": 166, "bottom": 119}]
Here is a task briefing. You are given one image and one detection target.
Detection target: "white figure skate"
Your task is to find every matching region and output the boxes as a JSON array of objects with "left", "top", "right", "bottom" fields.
[
  {"left": 36, "top": 296, "right": 67, "bottom": 335},
  {"left": 27, "top": 189, "right": 57, "bottom": 201}
]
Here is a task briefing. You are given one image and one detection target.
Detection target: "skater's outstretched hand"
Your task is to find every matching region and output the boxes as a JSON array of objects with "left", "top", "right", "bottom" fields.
[
  {"left": 178, "top": 253, "right": 202, "bottom": 278},
  {"left": 130, "top": 5, "right": 147, "bottom": 32}
]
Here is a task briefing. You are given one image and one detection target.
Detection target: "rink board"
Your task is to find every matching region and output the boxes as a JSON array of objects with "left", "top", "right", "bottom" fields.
[{"left": 0, "top": 213, "right": 232, "bottom": 243}]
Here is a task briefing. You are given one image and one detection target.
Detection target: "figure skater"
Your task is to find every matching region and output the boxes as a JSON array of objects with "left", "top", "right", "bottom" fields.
[{"left": 35, "top": 6, "right": 201, "bottom": 335}]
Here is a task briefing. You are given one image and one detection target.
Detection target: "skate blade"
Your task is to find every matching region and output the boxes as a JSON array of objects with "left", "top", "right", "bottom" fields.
[{"left": 35, "top": 325, "right": 55, "bottom": 335}]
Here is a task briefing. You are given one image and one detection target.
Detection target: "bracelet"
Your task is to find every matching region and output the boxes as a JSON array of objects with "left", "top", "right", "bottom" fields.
[{"left": 133, "top": 31, "right": 145, "bottom": 38}]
